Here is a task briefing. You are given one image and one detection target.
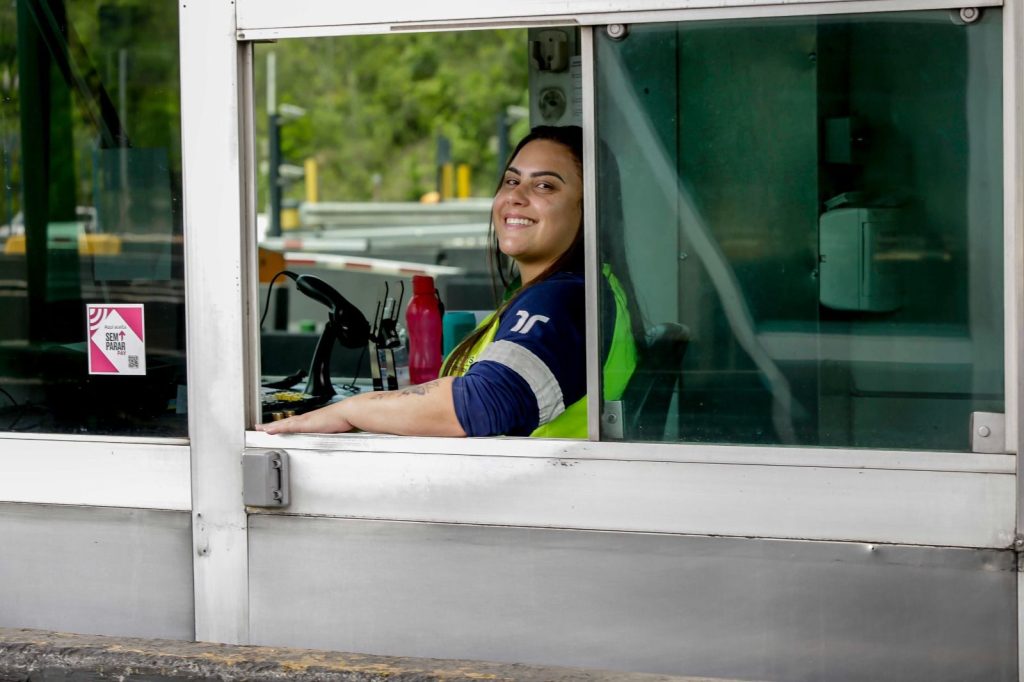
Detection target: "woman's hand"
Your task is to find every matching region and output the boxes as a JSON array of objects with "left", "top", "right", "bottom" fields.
[
  {"left": 254, "top": 376, "right": 466, "bottom": 437},
  {"left": 254, "top": 400, "right": 354, "bottom": 435}
]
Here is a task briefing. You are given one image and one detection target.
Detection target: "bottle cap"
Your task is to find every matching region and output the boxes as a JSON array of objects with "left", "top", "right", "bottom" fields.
[{"left": 412, "top": 275, "right": 435, "bottom": 295}]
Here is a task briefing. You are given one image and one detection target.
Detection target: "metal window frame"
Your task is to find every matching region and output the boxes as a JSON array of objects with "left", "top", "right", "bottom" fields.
[
  {"left": 1007, "top": 0, "right": 1024, "bottom": 524},
  {"left": 180, "top": 0, "right": 250, "bottom": 645},
  {"left": 1005, "top": 0, "right": 1024, "bottom": 673},
  {"left": 233, "top": 0, "right": 1002, "bottom": 40},
  {"left": 244, "top": 428, "right": 1015, "bottom": 549},
  {"left": 0, "top": 434, "right": 190, "bottom": 510},
  {"left": 581, "top": 27, "right": 601, "bottom": 440},
  {"left": 239, "top": 0, "right": 1016, "bottom": 460},
  {"left": 241, "top": 443, "right": 1015, "bottom": 548}
]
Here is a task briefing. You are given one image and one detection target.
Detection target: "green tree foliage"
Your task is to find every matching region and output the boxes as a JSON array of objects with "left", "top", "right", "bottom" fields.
[
  {"left": 0, "top": 0, "right": 181, "bottom": 227},
  {"left": 255, "top": 30, "right": 529, "bottom": 203}
]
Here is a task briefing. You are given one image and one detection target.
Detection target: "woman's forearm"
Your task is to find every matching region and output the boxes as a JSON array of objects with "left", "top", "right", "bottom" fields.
[
  {"left": 255, "top": 376, "right": 466, "bottom": 437},
  {"left": 340, "top": 377, "right": 465, "bottom": 436}
]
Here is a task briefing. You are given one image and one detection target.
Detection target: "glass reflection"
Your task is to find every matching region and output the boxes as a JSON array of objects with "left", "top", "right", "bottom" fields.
[{"left": 596, "top": 11, "right": 1004, "bottom": 450}]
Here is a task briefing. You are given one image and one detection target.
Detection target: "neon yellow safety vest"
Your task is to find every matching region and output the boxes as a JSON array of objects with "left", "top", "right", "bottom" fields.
[{"left": 448, "top": 265, "right": 638, "bottom": 438}]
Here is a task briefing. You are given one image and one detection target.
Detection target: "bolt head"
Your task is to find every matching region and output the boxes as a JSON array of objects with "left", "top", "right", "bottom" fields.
[
  {"left": 960, "top": 7, "right": 980, "bottom": 22},
  {"left": 606, "top": 24, "right": 628, "bottom": 40}
]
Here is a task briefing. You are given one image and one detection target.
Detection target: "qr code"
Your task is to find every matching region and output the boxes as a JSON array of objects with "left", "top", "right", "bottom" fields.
[{"left": 128, "top": 356, "right": 139, "bottom": 369}]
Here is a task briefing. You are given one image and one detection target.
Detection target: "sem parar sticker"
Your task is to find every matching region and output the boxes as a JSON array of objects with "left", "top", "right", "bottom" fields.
[{"left": 87, "top": 304, "right": 146, "bottom": 375}]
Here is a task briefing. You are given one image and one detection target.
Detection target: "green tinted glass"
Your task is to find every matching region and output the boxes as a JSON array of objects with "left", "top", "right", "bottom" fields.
[
  {"left": 597, "top": 11, "right": 1003, "bottom": 450},
  {"left": 0, "top": 1, "right": 184, "bottom": 436}
]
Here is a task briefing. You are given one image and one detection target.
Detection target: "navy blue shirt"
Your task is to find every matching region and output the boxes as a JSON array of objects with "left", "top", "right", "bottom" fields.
[{"left": 452, "top": 272, "right": 587, "bottom": 436}]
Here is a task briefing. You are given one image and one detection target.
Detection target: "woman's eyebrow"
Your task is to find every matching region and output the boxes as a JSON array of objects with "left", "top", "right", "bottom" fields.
[{"left": 507, "top": 166, "right": 565, "bottom": 183}]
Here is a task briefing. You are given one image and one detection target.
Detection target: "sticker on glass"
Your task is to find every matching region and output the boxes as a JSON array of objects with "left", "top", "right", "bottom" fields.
[{"left": 87, "top": 304, "right": 146, "bottom": 375}]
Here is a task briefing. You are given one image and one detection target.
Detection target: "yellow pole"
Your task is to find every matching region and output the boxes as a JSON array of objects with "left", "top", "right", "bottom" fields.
[
  {"left": 457, "top": 163, "right": 471, "bottom": 199},
  {"left": 304, "top": 158, "right": 318, "bottom": 204},
  {"left": 441, "top": 162, "right": 454, "bottom": 200}
]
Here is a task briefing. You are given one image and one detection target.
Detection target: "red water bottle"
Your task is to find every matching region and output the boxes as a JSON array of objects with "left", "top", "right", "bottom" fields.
[{"left": 406, "top": 275, "right": 442, "bottom": 384}]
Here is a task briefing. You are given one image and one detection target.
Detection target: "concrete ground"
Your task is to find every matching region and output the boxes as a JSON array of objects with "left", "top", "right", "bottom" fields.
[{"left": 0, "top": 627, "right": 745, "bottom": 682}]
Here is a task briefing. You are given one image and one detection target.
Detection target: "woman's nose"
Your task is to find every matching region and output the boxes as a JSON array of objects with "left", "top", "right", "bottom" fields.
[{"left": 507, "top": 183, "right": 528, "bottom": 204}]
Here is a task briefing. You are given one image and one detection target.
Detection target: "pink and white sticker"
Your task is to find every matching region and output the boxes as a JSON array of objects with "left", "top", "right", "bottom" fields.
[{"left": 87, "top": 304, "right": 146, "bottom": 376}]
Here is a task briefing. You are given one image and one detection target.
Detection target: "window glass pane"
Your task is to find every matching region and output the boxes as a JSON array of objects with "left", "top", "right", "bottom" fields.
[
  {"left": 0, "top": 0, "right": 185, "bottom": 436},
  {"left": 254, "top": 30, "right": 550, "bottom": 414},
  {"left": 596, "top": 11, "right": 1003, "bottom": 449}
]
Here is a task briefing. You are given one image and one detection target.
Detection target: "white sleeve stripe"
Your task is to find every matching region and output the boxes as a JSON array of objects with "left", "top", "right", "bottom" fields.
[{"left": 477, "top": 340, "right": 565, "bottom": 425}]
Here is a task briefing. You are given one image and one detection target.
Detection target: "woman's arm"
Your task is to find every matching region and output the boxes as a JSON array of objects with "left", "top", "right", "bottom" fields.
[{"left": 254, "top": 377, "right": 467, "bottom": 437}]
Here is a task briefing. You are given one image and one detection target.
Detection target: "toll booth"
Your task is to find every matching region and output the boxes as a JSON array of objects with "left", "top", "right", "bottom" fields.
[{"left": 1, "top": 1, "right": 1022, "bottom": 680}]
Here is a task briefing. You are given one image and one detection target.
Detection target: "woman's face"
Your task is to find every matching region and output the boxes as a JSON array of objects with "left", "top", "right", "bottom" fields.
[{"left": 492, "top": 139, "right": 582, "bottom": 281}]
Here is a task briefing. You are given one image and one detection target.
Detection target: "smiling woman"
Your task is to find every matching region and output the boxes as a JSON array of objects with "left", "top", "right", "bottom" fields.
[
  {"left": 492, "top": 137, "right": 583, "bottom": 281},
  {"left": 256, "top": 125, "right": 639, "bottom": 438}
]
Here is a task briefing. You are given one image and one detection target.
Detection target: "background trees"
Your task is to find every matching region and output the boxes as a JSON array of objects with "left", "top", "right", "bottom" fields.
[{"left": 254, "top": 30, "right": 530, "bottom": 205}]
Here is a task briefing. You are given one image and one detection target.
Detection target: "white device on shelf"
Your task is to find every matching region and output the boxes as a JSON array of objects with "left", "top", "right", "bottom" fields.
[{"left": 819, "top": 206, "right": 901, "bottom": 312}]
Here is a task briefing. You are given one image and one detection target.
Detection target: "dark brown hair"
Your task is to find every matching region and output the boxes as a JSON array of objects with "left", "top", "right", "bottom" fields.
[{"left": 442, "top": 125, "right": 584, "bottom": 375}]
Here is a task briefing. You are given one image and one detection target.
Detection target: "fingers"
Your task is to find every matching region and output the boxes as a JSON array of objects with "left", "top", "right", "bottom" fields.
[
  {"left": 256, "top": 414, "right": 312, "bottom": 435},
  {"left": 259, "top": 418, "right": 298, "bottom": 434},
  {"left": 255, "top": 403, "right": 352, "bottom": 435}
]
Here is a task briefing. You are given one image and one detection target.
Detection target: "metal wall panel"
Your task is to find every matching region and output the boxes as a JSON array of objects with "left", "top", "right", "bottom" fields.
[
  {"left": 243, "top": 445, "right": 1015, "bottom": 548},
  {"left": 249, "top": 516, "right": 1016, "bottom": 682},
  {"left": 0, "top": 503, "right": 194, "bottom": 640}
]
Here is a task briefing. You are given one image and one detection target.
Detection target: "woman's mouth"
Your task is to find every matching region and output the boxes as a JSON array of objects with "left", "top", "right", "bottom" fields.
[{"left": 504, "top": 216, "right": 535, "bottom": 227}]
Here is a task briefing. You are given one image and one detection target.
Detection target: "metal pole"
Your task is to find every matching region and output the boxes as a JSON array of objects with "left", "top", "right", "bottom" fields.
[
  {"left": 268, "top": 112, "right": 281, "bottom": 238},
  {"left": 265, "top": 52, "right": 287, "bottom": 327},
  {"left": 267, "top": 52, "right": 281, "bottom": 238},
  {"left": 118, "top": 48, "right": 128, "bottom": 232}
]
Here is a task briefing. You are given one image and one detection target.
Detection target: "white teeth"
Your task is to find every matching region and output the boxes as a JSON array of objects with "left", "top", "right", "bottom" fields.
[{"left": 506, "top": 218, "right": 534, "bottom": 226}]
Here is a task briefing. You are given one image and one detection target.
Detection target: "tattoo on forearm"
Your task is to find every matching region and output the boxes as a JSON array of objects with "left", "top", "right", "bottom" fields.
[
  {"left": 368, "top": 380, "right": 441, "bottom": 400},
  {"left": 400, "top": 380, "right": 440, "bottom": 396}
]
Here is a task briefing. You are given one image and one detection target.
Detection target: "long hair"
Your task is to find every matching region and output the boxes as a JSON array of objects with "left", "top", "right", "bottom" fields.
[{"left": 442, "top": 126, "right": 584, "bottom": 375}]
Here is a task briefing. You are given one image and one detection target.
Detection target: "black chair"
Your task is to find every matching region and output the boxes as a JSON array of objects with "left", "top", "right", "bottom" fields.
[{"left": 620, "top": 323, "right": 689, "bottom": 441}]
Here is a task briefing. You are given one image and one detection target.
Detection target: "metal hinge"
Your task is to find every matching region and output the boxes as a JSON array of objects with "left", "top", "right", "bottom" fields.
[
  {"left": 969, "top": 412, "right": 1005, "bottom": 454},
  {"left": 242, "top": 449, "right": 290, "bottom": 507}
]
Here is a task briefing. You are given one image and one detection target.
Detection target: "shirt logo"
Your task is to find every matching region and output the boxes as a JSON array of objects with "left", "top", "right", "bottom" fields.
[{"left": 510, "top": 310, "right": 550, "bottom": 334}]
